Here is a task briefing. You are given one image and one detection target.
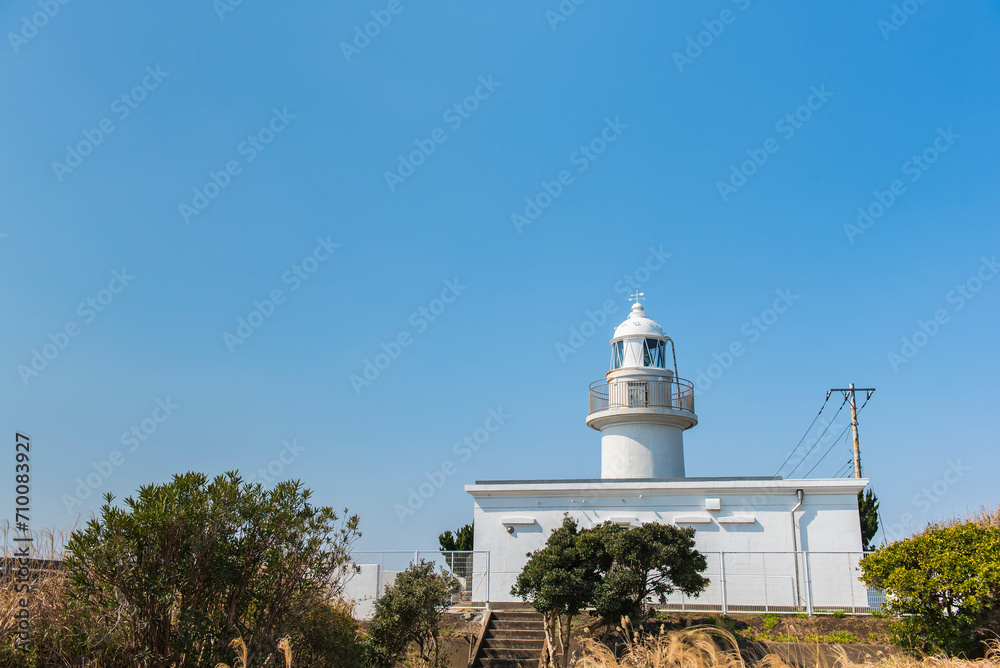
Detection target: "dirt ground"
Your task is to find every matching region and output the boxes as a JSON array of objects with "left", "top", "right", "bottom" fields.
[
  {"left": 655, "top": 612, "right": 894, "bottom": 645},
  {"left": 437, "top": 612, "right": 487, "bottom": 668}
]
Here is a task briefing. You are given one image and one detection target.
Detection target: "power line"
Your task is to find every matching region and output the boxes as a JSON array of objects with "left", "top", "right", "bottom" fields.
[
  {"left": 785, "top": 396, "right": 849, "bottom": 478},
  {"left": 803, "top": 398, "right": 872, "bottom": 478},
  {"left": 833, "top": 430, "right": 852, "bottom": 477},
  {"left": 773, "top": 394, "right": 833, "bottom": 476},
  {"left": 833, "top": 457, "right": 853, "bottom": 478},
  {"left": 829, "top": 384, "right": 876, "bottom": 478},
  {"left": 803, "top": 423, "right": 853, "bottom": 477}
]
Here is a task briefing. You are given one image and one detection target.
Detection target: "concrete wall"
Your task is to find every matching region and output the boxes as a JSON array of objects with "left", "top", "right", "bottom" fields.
[
  {"left": 467, "top": 478, "right": 867, "bottom": 607},
  {"left": 343, "top": 563, "right": 400, "bottom": 620}
]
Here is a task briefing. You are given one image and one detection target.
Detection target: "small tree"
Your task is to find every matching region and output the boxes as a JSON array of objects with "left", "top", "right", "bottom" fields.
[
  {"left": 859, "top": 488, "right": 880, "bottom": 551},
  {"left": 859, "top": 522, "right": 1000, "bottom": 656},
  {"left": 588, "top": 522, "right": 709, "bottom": 626},
  {"left": 438, "top": 523, "right": 474, "bottom": 584},
  {"left": 438, "top": 523, "right": 474, "bottom": 553},
  {"left": 363, "top": 560, "right": 460, "bottom": 668},
  {"left": 512, "top": 516, "right": 599, "bottom": 668}
]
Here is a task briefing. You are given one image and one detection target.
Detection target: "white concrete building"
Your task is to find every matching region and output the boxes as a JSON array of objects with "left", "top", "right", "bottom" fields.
[{"left": 466, "top": 296, "right": 869, "bottom": 610}]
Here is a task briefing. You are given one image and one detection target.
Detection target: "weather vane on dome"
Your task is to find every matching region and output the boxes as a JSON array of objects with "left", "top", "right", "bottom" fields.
[{"left": 629, "top": 290, "right": 644, "bottom": 305}]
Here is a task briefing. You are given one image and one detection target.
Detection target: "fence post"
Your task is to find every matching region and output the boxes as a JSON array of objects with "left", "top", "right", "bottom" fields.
[
  {"left": 378, "top": 552, "right": 383, "bottom": 601},
  {"left": 849, "top": 553, "right": 857, "bottom": 613},
  {"left": 761, "top": 554, "right": 768, "bottom": 612},
  {"left": 486, "top": 551, "right": 491, "bottom": 611},
  {"left": 802, "top": 552, "right": 813, "bottom": 615},
  {"left": 719, "top": 552, "right": 727, "bottom": 615}
]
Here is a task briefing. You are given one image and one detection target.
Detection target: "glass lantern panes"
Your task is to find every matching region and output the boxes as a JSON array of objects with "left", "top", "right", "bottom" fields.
[
  {"left": 643, "top": 339, "right": 666, "bottom": 368},
  {"left": 611, "top": 340, "right": 624, "bottom": 370}
]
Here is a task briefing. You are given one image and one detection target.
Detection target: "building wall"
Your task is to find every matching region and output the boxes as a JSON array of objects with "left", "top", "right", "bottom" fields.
[{"left": 468, "top": 479, "right": 866, "bottom": 605}]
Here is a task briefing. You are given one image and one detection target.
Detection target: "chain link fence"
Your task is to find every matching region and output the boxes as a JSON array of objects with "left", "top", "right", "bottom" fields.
[
  {"left": 651, "top": 551, "right": 882, "bottom": 614},
  {"left": 345, "top": 550, "right": 881, "bottom": 618}
]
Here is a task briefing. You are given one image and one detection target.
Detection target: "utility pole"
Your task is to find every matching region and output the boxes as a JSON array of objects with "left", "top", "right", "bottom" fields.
[{"left": 827, "top": 384, "right": 875, "bottom": 478}]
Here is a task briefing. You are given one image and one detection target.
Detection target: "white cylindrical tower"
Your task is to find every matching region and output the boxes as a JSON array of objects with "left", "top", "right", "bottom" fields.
[{"left": 585, "top": 296, "right": 697, "bottom": 479}]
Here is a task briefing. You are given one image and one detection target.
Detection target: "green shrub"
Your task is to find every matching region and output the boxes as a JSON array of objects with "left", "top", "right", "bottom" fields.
[
  {"left": 363, "top": 560, "right": 459, "bottom": 668},
  {"left": 585, "top": 521, "right": 709, "bottom": 627},
  {"left": 860, "top": 522, "right": 1000, "bottom": 656},
  {"left": 761, "top": 613, "right": 779, "bottom": 629},
  {"left": 64, "top": 471, "right": 360, "bottom": 668},
  {"left": 512, "top": 517, "right": 709, "bottom": 668},
  {"left": 289, "top": 597, "right": 363, "bottom": 668},
  {"left": 832, "top": 610, "right": 846, "bottom": 619},
  {"left": 712, "top": 615, "right": 735, "bottom": 632}
]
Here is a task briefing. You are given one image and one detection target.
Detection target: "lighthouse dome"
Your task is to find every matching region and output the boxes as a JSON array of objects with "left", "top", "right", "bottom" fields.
[
  {"left": 608, "top": 299, "right": 671, "bottom": 370},
  {"left": 611, "top": 301, "right": 666, "bottom": 341}
]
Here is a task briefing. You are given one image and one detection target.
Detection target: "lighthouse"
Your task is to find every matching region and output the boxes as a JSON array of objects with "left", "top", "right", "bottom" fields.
[
  {"left": 463, "top": 291, "right": 869, "bottom": 608},
  {"left": 586, "top": 292, "right": 697, "bottom": 479}
]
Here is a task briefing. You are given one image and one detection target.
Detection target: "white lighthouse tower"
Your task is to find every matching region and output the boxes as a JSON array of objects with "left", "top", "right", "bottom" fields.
[
  {"left": 585, "top": 292, "right": 698, "bottom": 479},
  {"left": 463, "top": 291, "right": 869, "bottom": 608}
]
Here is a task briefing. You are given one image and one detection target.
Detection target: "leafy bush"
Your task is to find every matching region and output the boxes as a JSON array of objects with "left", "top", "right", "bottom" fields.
[
  {"left": 761, "top": 613, "right": 779, "bottom": 629},
  {"left": 63, "top": 471, "right": 360, "bottom": 667},
  {"left": 288, "top": 597, "right": 363, "bottom": 668},
  {"left": 586, "top": 521, "right": 709, "bottom": 626},
  {"left": 512, "top": 516, "right": 709, "bottom": 668},
  {"left": 832, "top": 610, "right": 846, "bottom": 619},
  {"left": 363, "top": 560, "right": 459, "bottom": 668},
  {"left": 860, "top": 522, "right": 1000, "bottom": 656},
  {"left": 512, "top": 517, "right": 601, "bottom": 668}
]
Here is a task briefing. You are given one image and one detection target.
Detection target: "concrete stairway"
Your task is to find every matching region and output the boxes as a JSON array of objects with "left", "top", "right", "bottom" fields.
[{"left": 469, "top": 610, "right": 546, "bottom": 668}]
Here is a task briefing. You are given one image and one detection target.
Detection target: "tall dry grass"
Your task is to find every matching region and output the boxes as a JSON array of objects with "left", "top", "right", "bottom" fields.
[
  {"left": 213, "top": 637, "right": 294, "bottom": 668},
  {"left": 576, "top": 624, "right": 1000, "bottom": 668},
  {"left": 924, "top": 505, "right": 1000, "bottom": 533},
  {"left": 0, "top": 521, "right": 71, "bottom": 562},
  {"left": 578, "top": 625, "right": 751, "bottom": 668}
]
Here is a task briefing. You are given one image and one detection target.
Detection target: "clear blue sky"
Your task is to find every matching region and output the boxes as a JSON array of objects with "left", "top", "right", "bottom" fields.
[{"left": 2, "top": 1, "right": 998, "bottom": 551}]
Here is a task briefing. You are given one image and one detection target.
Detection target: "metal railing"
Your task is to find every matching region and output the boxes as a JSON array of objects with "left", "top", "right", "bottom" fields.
[
  {"left": 589, "top": 377, "right": 695, "bottom": 415},
  {"left": 646, "top": 551, "right": 881, "bottom": 615},
  {"left": 483, "top": 551, "right": 882, "bottom": 615}
]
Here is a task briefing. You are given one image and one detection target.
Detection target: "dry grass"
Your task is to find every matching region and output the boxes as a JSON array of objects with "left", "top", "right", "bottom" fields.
[
  {"left": 576, "top": 624, "right": 1000, "bottom": 668},
  {"left": 578, "top": 624, "right": 751, "bottom": 668},
  {"left": 0, "top": 521, "right": 72, "bottom": 561},
  {"left": 923, "top": 505, "right": 1000, "bottom": 533},
  {"left": 866, "top": 643, "right": 1000, "bottom": 668}
]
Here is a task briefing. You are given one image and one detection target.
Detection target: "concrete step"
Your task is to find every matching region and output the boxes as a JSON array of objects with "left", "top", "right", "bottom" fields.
[
  {"left": 485, "top": 629, "right": 546, "bottom": 641},
  {"left": 490, "top": 620, "right": 544, "bottom": 631},
  {"left": 491, "top": 610, "right": 543, "bottom": 618},
  {"left": 478, "top": 659, "right": 540, "bottom": 668},
  {"left": 482, "top": 648, "right": 540, "bottom": 660},
  {"left": 482, "top": 639, "right": 545, "bottom": 651},
  {"left": 471, "top": 611, "right": 545, "bottom": 668}
]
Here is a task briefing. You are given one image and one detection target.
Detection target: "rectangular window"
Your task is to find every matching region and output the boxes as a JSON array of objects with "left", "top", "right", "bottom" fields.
[{"left": 627, "top": 381, "right": 648, "bottom": 407}]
